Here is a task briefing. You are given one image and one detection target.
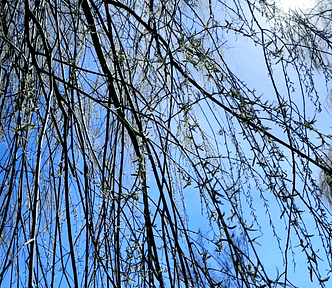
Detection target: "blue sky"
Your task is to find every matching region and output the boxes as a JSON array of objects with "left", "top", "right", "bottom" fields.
[
  {"left": 176, "top": 2, "right": 332, "bottom": 286},
  {"left": 1, "top": 1, "right": 332, "bottom": 287},
  {"left": 210, "top": 5, "right": 332, "bottom": 287}
]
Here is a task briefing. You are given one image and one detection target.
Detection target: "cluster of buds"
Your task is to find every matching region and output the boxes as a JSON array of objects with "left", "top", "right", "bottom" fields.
[{"left": 319, "top": 146, "right": 332, "bottom": 206}]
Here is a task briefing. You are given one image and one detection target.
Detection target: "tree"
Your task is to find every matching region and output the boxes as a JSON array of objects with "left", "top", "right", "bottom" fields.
[{"left": 0, "top": 0, "right": 332, "bottom": 287}]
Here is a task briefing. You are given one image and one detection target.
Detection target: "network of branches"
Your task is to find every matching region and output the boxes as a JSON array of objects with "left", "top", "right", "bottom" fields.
[{"left": 1, "top": 0, "right": 332, "bottom": 287}]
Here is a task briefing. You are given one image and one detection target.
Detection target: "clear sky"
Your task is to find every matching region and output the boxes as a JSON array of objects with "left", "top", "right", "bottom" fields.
[
  {"left": 229, "top": 11, "right": 331, "bottom": 288},
  {"left": 1, "top": 1, "right": 332, "bottom": 287},
  {"left": 181, "top": 1, "right": 332, "bottom": 287}
]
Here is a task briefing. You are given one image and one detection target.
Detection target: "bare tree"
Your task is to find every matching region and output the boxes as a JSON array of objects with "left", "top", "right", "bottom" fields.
[{"left": 0, "top": 0, "right": 332, "bottom": 287}]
